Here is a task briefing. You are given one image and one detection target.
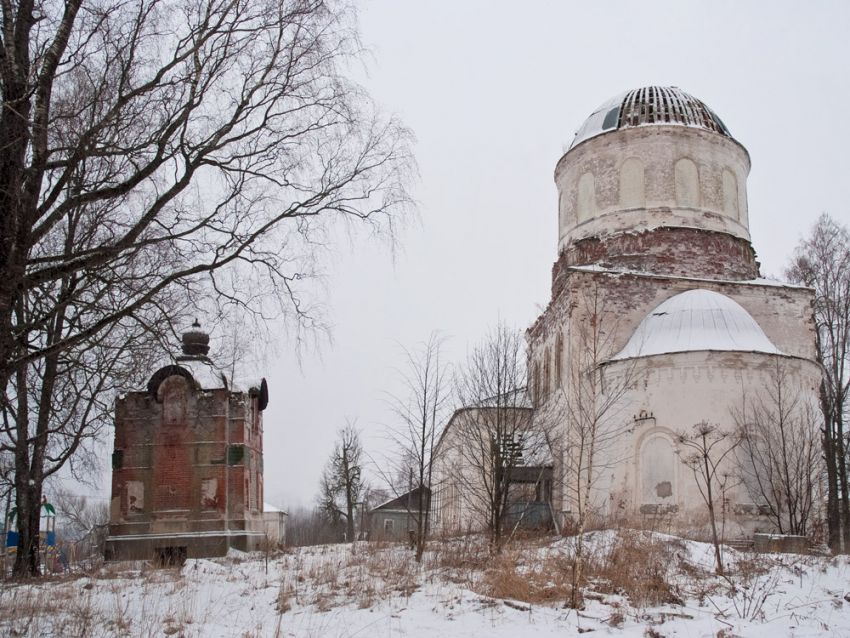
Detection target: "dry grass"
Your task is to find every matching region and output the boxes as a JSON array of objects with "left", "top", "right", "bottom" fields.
[
  {"left": 470, "top": 530, "right": 685, "bottom": 610},
  {"left": 0, "top": 530, "right": 814, "bottom": 635},
  {"left": 589, "top": 530, "right": 684, "bottom": 608},
  {"left": 483, "top": 549, "right": 572, "bottom": 604}
]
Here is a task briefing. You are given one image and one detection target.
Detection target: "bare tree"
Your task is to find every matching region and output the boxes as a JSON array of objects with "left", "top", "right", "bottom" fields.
[
  {"left": 0, "top": 0, "right": 412, "bottom": 575},
  {"left": 381, "top": 333, "right": 450, "bottom": 561},
  {"left": 734, "top": 361, "right": 820, "bottom": 536},
  {"left": 548, "top": 284, "right": 634, "bottom": 608},
  {"left": 676, "top": 422, "right": 739, "bottom": 576},
  {"left": 319, "top": 422, "right": 364, "bottom": 542},
  {"left": 449, "top": 323, "right": 538, "bottom": 553},
  {"left": 786, "top": 213, "right": 850, "bottom": 551},
  {"left": 54, "top": 491, "right": 108, "bottom": 539},
  {"left": 5, "top": 312, "right": 161, "bottom": 575},
  {"left": 53, "top": 490, "right": 109, "bottom": 566}
]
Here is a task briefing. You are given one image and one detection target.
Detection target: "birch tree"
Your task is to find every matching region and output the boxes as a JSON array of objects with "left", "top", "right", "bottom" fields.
[
  {"left": 319, "top": 423, "right": 364, "bottom": 542},
  {"left": 0, "top": 0, "right": 412, "bottom": 575},
  {"left": 382, "top": 333, "right": 450, "bottom": 561},
  {"left": 786, "top": 213, "right": 850, "bottom": 550}
]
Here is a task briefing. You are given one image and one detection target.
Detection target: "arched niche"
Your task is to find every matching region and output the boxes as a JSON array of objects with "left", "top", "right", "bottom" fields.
[
  {"left": 619, "top": 157, "right": 645, "bottom": 208},
  {"left": 554, "top": 332, "right": 563, "bottom": 386},
  {"left": 722, "top": 169, "right": 739, "bottom": 220},
  {"left": 640, "top": 434, "right": 677, "bottom": 505},
  {"left": 674, "top": 158, "right": 700, "bottom": 207},
  {"left": 576, "top": 172, "right": 596, "bottom": 222},
  {"left": 158, "top": 374, "right": 190, "bottom": 427},
  {"left": 559, "top": 190, "right": 573, "bottom": 229}
]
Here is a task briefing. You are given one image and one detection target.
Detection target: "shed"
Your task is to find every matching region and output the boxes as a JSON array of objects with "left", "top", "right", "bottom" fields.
[
  {"left": 262, "top": 503, "right": 287, "bottom": 547},
  {"left": 368, "top": 487, "right": 430, "bottom": 542}
]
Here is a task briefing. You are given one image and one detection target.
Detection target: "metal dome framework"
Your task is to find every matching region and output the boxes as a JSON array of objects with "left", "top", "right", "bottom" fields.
[{"left": 570, "top": 86, "right": 733, "bottom": 149}]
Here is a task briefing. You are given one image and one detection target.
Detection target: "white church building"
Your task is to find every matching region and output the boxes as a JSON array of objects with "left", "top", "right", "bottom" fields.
[{"left": 436, "top": 86, "right": 821, "bottom": 538}]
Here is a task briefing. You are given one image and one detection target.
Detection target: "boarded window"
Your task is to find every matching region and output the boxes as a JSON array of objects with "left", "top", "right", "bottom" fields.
[
  {"left": 577, "top": 172, "right": 596, "bottom": 221},
  {"left": 127, "top": 481, "right": 145, "bottom": 514},
  {"left": 384, "top": 518, "right": 394, "bottom": 533},
  {"left": 619, "top": 158, "right": 645, "bottom": 208},
  {"left": 722, "top": 169, "right": 738, "bottom": 219},
  {"left": 200, "top": 478, "right": 218, "bottom": 509},
  {"left": 640, "top": 436, "right": 676, "bottom": 505},
  {"left": 674, "top": 158, "right": 699, "bottom": 207}
]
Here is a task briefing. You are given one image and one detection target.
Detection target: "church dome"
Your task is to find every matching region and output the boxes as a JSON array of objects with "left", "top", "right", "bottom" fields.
[
  {"left": 181, "top": 319, "right": 210, "bottom": 357},
  {"left": 611, "top": 289, "right": 781, "bottom": 361},
  {"left": 570, "top": 86, "right": 733, "bottom": 149}
]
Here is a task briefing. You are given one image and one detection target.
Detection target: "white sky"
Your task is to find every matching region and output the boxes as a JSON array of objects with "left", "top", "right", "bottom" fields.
[{"left": 247, "top": 1, "right": 850, "bottom": 509}]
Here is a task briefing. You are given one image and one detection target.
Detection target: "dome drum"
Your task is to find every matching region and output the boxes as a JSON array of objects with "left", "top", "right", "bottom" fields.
[{"left": 556, "top": 122, "right": 750, "bottom": 253}]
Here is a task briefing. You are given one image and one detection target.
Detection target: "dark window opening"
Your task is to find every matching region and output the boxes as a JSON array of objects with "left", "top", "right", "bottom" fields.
[
  {"left": 602, "top": 106, "right": 620, "bottom": 130},
  {"left": 155, "top": 546, "right": 187, "bottom": 567}
]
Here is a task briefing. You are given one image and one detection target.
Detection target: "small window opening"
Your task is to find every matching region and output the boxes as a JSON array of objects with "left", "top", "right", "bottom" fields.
[{"left": 156, "top": 546, "right": 187, "bottom": 567}]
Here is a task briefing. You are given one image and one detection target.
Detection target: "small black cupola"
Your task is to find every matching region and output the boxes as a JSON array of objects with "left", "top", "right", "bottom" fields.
[{"left": 181, "top": 319, "right": 210, "bottom": 358}]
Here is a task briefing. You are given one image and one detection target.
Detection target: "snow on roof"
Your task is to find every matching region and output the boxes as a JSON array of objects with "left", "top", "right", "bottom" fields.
[
  {"left": 569, "top": 91, "right": 627, "bottom": 149},
  {"left": 611, "top": 289, "right": 783, "bottom": 361},
  {"left": 177, "top": 357, "right": 230, "bottom": 391},
  {"left": 567, "top": 264, "right": 809, "bottom": 290},
  {"left": 472, "top": 387, "right": 532, "bottom": 409},
  {"left": 263, "top": 502, "right": 285, "bottom": 513}
]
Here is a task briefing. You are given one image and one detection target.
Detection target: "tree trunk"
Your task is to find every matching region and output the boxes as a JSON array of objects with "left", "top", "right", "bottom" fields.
[
  {"left": 13, "top": 482, "right": 42, "bottom": 577},
  {"left": 819, "top": 382, "right": 841, "bottom": 550},
  {"left": 836, "top": 410, "right": 850, "bottom": 550}
]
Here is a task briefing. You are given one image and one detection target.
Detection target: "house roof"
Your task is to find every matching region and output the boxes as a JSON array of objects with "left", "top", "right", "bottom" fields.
[{"left": 371, "top": 486, "right": 431, "bottom": 512}]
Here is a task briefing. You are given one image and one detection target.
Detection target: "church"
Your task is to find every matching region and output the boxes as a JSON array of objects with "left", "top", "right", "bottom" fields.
[
  {"left": 105, "top": 322, "right": 272, "bottom": 562},
  {"left": 436, "top": 87, "right": 821, "bottom": 538}
]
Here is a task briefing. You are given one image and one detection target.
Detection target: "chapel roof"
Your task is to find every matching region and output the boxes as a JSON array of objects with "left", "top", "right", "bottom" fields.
[
  {"left": 570, "top": 86, "right": 734, "bottom": 149},
  {"left": 611, "top": 289, "right": 782, "bottom": 361}
]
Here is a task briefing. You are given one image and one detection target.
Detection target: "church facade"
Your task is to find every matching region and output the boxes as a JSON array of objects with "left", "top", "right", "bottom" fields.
[
  {"left": 105, "top": 323, "right": 270, "bottom": 561},
  {"left": 528, "top": 86, "right": 821, "bottom": 536}
]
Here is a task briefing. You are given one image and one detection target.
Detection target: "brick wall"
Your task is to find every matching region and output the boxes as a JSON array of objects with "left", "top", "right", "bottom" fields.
[{"left": 109, "top": 368, "right": 264, "bottom": 540}]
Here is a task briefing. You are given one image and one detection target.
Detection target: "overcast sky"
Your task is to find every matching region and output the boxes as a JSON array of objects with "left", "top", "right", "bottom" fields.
[{"left": 249, "top": 1, "right": 850, "bottom": 509}]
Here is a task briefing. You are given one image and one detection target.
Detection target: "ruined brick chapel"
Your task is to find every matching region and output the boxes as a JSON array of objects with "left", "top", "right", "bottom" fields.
[
  {"left": 526, "top": 86, "right": 820, "bottom": 536},
  {"left": 106, "top": 321, "right": 269, "bottom": 561}
]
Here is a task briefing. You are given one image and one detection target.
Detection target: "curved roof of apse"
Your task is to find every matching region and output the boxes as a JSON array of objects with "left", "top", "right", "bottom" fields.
[
  {"left": 611, "top": 289, "right": 782, "bottom": 361},
  {"left": 570, "top": 86, "right": 734, "bottom": 150}
]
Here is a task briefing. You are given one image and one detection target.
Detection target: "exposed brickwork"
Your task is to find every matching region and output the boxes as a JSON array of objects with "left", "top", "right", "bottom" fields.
[
  {"left": 523, "top": 88, "right": 820, "bottom": 538},
  {"left": 106, "top": 367, "right": 265, "bottom": 560},
  {"left": 554, "top": 226, "right": 759, "bottom": 291}
]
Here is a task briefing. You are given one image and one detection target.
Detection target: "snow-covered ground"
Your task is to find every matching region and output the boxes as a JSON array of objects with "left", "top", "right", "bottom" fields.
[{"left": 1, "top": 531, "right": 849, "bottom": 637}]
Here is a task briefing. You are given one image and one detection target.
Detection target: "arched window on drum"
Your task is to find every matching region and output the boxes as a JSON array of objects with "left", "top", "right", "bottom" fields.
[
  {"left": 576, "top": 172, "right": 596, "bottom": 222},
  {"left": 619, "top": 158, "right": 645, "bottom": 208},
  {"left": 674, "top": 158, "right": 699, "bottom": 207}
]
